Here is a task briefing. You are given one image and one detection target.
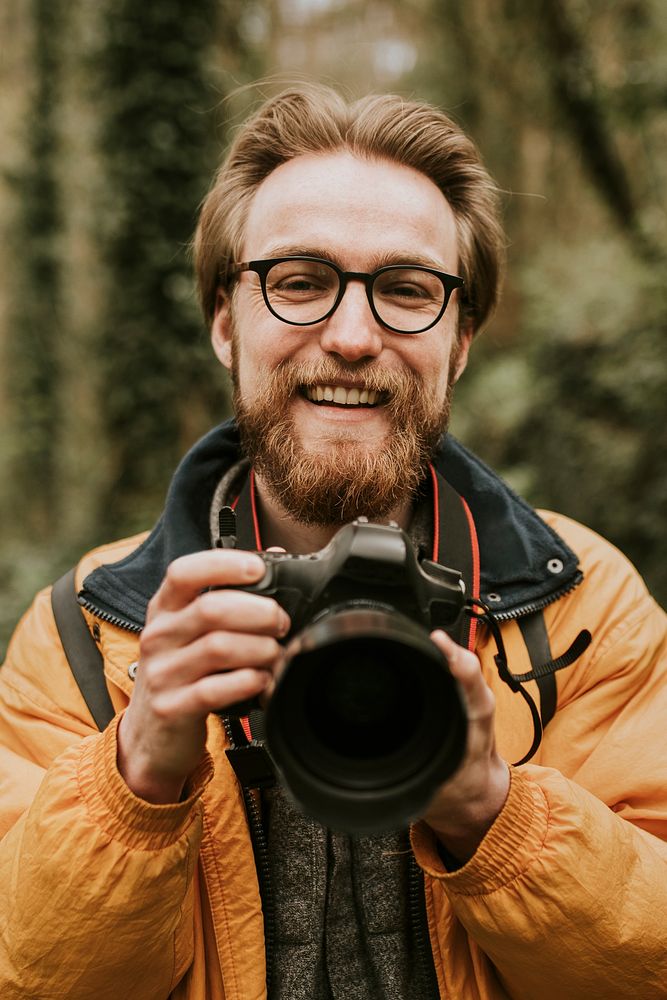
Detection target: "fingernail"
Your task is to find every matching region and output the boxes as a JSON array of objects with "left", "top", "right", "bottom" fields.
[{"left": 243, "top": 555, "right": 265, "bottom": 579}]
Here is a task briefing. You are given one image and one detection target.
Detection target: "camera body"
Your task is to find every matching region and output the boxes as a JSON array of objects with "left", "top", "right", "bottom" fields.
[
  {"left": 241, "top": 516, "right": 466, "bottom": 635},
  {"left": 228, "top": 518, "right": 469, "bottom": 834}
]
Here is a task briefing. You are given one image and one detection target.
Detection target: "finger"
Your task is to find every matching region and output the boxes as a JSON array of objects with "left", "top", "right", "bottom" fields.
[
  {"left": 431, "top": 630, "right": 495, "bottom": 723},
  {"left": 149, "top": 550, "right": 267, "bottom": 616},
  {"left": 152, "top": 666, "right": 275, "bottom": 720},
  {"left": 141, "top": 589, "right": 290, "bottom": 655},
  {"left": 140, "top": 629, "right": 283, "bottom": 691}
]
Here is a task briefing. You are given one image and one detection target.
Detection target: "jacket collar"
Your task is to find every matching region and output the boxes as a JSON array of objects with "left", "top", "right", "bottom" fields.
[{"left": 79, "top": 419, "right": 581, "bottom": 630}]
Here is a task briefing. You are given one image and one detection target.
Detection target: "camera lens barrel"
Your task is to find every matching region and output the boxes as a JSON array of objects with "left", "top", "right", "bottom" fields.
[{"left": 265, "top": 606, "right": 467, "bottom": 834}]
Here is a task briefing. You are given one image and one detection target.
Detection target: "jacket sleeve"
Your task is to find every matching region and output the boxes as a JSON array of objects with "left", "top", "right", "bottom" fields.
[
  {"left": 0, "top": 589, "right": 212, "bottom": 1000},
  {"left": 412, "top": 534, "right": 667, "bottom": 1000}
]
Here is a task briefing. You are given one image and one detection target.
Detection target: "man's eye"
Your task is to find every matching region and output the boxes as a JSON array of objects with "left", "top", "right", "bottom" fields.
[
  {"left": 380, "top": 282, "right": 435, "bottom": 303},
  {"left": 269, "top": 272, "right": 333, "bottom": 297},
  {"left": 277, "top": 277, "right": 322, "bottom": 292}
]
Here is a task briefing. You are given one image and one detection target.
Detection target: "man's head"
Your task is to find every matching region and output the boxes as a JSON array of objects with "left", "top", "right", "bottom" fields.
[
  {"left": 193, "top": 87, "right": 504, "bottom": 527},
  {"left": 195, "top": 85, "right": 504, "bottom": 333}
]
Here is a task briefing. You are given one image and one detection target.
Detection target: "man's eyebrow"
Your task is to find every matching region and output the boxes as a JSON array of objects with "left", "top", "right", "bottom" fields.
[
  {"left": 255, "top": 245, "right": 452, "bottom": 272},
  {"left": 258, "top": 244, "right": 345, "bottom": 265},
  {"left": 371, "top": 251, "right": 451, "bottom": 271}
]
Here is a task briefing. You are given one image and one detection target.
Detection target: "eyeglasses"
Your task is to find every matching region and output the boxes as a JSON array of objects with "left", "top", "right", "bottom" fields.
[{"left": 231, "top": 256, "right": 465, "bottom": 334}]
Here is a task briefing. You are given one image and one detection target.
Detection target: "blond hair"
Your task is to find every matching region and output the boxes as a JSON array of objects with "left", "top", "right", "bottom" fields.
[{"left": 194, "top": 85, "right": 504, "bottom": 332}]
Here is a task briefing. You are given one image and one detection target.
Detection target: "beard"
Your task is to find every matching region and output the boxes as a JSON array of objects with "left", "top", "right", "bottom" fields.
[{"left": 232, "top": 343, "right": 459, "bottom": 527}]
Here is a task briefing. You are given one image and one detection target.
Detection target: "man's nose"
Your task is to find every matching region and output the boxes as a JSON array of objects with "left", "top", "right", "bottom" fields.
[{"left": 317, "top": 281, "right": 384, "bottom": 362}]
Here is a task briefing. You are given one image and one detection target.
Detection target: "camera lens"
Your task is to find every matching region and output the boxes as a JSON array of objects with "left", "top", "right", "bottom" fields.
[
  {"left": 265, "top": 607, "right": 467, "bottom": 834},
  {"left": 306, "top": 640, "right": 421, "bottom": 759}
]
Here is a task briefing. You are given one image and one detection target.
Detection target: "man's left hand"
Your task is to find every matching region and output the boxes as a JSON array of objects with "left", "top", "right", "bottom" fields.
[{"left": 421, "top": 630, "right": 510, "bottom": 864}]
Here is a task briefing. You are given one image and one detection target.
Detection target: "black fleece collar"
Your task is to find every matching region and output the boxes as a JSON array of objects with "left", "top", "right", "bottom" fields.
[{"left": 79, "top": 419, "right": 581, "bottom": 630}]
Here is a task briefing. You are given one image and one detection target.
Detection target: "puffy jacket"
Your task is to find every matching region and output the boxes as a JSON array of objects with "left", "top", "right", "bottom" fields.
[{"left": 1, "top": 422, "right": 666, "bottom": 1000}]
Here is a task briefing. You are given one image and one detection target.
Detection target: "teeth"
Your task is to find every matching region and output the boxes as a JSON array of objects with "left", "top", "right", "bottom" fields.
[{"left": 305, "top": 384, "right": 383, "bottom": 406}]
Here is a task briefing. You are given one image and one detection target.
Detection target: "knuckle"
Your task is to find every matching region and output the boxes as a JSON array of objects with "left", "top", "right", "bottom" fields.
[
  {"left": 137, "top": 656, "right": 165, "bottom": 695},
  {"left": 165, "top": 558, "right": 189, "bottom": 589},
  {"left": 201, "top": 630, "right": 233, "bottom": 663},
  {"left": 150, "top": 693, "right": 175, "bottom": 722},
  {"left": 145, "top": 592, "right": 162, "bottom": 622},
  {"left": 139, "top": 624, "right": 161, "bottom": 658},
  {"left": 196, "top": 591, "right": 224, "bottom": 628}
]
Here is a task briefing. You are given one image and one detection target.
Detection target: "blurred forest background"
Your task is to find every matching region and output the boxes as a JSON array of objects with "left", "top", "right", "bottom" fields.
[{"left": 1, "top": 0, "right": 666, "bottom": 654}]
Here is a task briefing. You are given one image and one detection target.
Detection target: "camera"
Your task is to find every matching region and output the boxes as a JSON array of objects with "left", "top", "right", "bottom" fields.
[{"left": 229, "top": 518, "right": 468, "bottom": 834}]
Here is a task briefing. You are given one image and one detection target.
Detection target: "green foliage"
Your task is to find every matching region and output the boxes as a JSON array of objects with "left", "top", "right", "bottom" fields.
[
  {"left": 95, "top": 0, "right": 229, "bottom": 535},
  {"left": 454, "top": 236, "right": 667, "bottom": 603},
  {"left": 0, "top": 0, "right": 262, "bottom": 656},
  {"left": 411, "top": 0, "right": 667, "bottom": 606},
  {"left": 3, "top": 0, "right": 65, "bottom": 530}
]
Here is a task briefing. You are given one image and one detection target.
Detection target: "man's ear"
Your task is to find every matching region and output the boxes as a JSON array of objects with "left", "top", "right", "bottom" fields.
[
  {"left": 452, "top": 323, "right": 474, "bottom": 383},
  {"left": 211, "top": 288, "right": 233, "bottom": 370}
]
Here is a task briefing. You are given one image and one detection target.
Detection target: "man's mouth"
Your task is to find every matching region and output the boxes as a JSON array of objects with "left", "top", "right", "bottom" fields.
[{"left": 302, "top": 384, "right": 387, "bottom": 407}]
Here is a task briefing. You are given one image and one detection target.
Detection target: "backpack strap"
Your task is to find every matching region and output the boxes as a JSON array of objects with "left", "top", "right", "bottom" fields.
[
  {"left": 51, "top": 568, "right": 116, "bottom": 731},
  {"left": 518, "top": 611, "right": 557, "bottom": 729}
]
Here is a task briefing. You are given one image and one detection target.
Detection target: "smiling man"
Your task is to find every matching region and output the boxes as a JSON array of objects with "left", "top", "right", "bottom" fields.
[
  {"left": 218, "top": 150, "right": 472, "bottom": 544},
  {"left": 1, "top": 86, "right": 666, "bottom": 1000}
]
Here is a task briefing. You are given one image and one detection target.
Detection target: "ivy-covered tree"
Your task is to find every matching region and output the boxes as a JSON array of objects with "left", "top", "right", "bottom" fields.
[
  {"left": 95, "top": 0, "right": 229, "bottom": 536},
  {"left": 3, "top": 0, "right": 64, "bottom": 533}
]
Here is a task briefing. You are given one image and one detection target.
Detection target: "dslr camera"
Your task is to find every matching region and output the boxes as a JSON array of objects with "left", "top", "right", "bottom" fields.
[{"left": 228, "top": 517, "right": 468, "bottom": 834}]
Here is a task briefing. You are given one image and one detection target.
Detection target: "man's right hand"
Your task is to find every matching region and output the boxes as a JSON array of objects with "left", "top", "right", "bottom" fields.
[{"left": 116, "top": 550, "right": 290, "bottom": 803}]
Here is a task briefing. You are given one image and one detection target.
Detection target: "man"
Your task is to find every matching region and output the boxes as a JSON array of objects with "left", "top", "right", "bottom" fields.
[{"left": 0, "top": 85, "right": 665, "bottom": 1000}]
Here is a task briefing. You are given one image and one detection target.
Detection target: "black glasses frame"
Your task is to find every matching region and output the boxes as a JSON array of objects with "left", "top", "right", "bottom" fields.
[{"left": 231, "top": 255, "right": 465, "bottom": 334}]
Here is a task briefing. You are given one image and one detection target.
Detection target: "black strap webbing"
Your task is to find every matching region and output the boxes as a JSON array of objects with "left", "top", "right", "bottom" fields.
[
  {"left": 518, "top": 612, "right": 557, "bottom": 729},
  {"left": 51, "top": 568, "right": 116, "bottom": 731},
  {"left": 431, "top": 470, "right": 477, "bottom": 649}
]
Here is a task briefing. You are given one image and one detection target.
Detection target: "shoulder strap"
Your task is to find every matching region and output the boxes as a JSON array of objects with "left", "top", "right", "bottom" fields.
[
  {"left": 429, "top": 466, "right": 480, "bottom": 651},
  {"left": 518, "top": 612, "right": 557, "bottom": 728},
  {"left": 50, "top": 568, "right": 116, "bottom": 731}
]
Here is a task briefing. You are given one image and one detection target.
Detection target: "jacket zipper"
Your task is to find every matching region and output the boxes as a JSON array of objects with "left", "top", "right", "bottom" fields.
[
  {"left": 77, "top": 598, "right": 143, "bottom": 634},
  {"left": 487, "top": 571, "right": 583, "bottom": 623},
  {"left": 79, "top": 570, "right": 584, "bottom": 638}
]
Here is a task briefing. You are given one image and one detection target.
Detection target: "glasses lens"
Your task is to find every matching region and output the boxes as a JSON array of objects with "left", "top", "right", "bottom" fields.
[
  {"left": 372, "top": 268, "right": 446, "bottom": 332},
  {"left": 265, "top": 259, "right": 339, "bottom": 324}
]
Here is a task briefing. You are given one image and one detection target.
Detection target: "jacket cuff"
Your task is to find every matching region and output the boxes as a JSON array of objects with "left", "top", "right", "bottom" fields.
[
  {"left": 410, "top": 767, "right": 548, "bottom": 894},
  {"left": 76, "top": 713, "right": 214, "bottom": 850}
]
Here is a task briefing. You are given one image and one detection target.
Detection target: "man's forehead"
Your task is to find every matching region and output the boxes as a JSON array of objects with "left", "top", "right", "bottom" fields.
[{"left": 240, "top": 150, "right": 459, "bottom": 267}]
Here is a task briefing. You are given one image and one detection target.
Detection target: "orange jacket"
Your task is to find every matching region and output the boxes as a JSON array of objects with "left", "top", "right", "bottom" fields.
[{"left": 1, "top": 431, "right": 666, "bottom": 999}]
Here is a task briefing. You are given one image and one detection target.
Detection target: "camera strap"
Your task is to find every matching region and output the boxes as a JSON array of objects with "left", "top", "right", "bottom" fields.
[
  {"left": 427, "top": 464, "right": 480, "bottom": 652},
  {"left": 425, "top": 465, "right": 592, "bottom": 763}
]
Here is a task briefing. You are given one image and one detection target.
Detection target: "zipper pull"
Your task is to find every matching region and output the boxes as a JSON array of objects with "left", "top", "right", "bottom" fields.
[{"left": 216, "top": 506, "right": 237, "bottom": 549}]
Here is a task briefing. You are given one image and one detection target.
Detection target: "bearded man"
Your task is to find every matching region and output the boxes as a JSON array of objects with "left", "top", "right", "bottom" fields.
[{"left": 1, "top": 86, "right": 665, "bottom": 1000}]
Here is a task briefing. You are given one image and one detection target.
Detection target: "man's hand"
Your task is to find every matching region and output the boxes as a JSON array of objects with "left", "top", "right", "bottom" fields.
[
  {"left": 421, "top": 630, "right": 510, "bottom": 864},
  {"left": 117, "top": 550, "right": 290, "bottom": 804}
]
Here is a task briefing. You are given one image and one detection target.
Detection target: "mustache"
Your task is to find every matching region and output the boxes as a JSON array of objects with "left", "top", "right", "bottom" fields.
[{"left": 260, "top": 358, "right": 423, "bottom": 400}]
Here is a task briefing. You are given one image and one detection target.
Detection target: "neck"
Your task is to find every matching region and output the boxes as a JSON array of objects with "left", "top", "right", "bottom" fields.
[{"left": 253, "top": 471, "right": 414, "bottom": 553}]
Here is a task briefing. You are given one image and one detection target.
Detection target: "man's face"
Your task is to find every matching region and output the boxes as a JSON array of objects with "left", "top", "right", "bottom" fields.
[{"left": 211, "top": 150, "right": 472, "bottom": 525}]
